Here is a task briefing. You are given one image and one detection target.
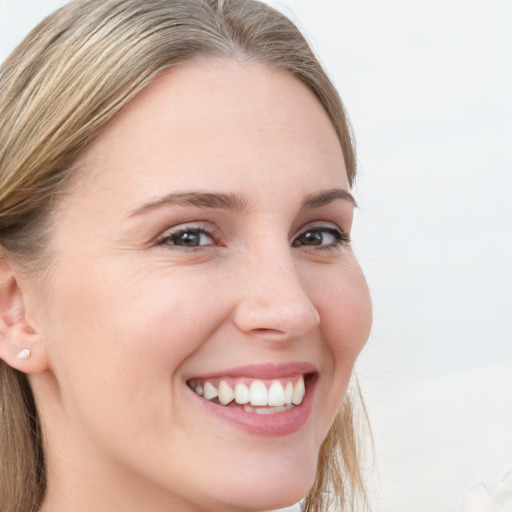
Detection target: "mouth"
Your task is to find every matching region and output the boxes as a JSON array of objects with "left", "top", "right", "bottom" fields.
[
  {"left": 187, "top": 374, "right": 310, "bottom": 413},
  {"left": 185, "top": 363, "right": 318, "bottom": 436}
]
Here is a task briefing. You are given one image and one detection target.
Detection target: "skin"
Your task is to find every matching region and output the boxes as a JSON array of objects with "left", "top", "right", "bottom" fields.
[{"left": 3, "top": 59, "right": 372, "bottom": 512}]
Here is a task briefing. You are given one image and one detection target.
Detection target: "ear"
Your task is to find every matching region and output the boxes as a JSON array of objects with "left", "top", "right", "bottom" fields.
[{"left": 0, "top": 255, "right": 49, "bottom": 374}]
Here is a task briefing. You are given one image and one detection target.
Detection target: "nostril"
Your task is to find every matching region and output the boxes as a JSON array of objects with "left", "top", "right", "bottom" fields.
[
  {"left": 246, "top": 327, "right": 289, "bottom": 341},
  {"left": 252, "top": 327, "right": 282, "bottom": 334}
]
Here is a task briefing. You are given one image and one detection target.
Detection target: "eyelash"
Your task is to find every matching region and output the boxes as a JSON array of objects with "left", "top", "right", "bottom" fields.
[
  {"left": 292, "top": 224, "right": 350, "bottom": 250},
  {"left": 155, "top": 223, "right": 350, "bottom": 250},
  {"left": 156, "top": 225, "right": 220, "bottom": 250}
]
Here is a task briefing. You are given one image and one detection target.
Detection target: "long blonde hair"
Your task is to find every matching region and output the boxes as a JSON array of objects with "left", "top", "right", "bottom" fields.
[{"left": 0, "top": 1, "right": 365, "bottom": 511}]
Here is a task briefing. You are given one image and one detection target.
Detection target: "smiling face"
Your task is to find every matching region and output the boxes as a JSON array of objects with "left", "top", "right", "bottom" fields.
[{"left": 24, "top": 59, "right": 372, "bottom": 512}]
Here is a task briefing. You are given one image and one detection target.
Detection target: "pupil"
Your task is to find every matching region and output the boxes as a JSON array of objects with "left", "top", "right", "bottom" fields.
[
  {"left": 179, "top": 232, "right": 200, "bottom": 246},
  {"left": 303, "top": 231, "right": 322, "bottom": 245}
]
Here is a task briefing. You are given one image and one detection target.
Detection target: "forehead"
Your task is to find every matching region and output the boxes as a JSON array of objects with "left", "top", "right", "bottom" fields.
[{"left": 73, "top": 58, "right": 348, "bottom": 205}]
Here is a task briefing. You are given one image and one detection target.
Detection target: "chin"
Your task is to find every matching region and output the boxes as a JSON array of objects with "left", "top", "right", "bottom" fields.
[
  {"left": 199, "top": 447, "right": 319, "bottom": 512},
  {"left": 210, "top": 479, "right": 312, "bottom": 512}
]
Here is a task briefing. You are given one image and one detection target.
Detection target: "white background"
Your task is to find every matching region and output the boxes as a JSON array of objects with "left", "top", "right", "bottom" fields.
[{"left": 1, "top": 1, "right": 510, "bottom": 511}]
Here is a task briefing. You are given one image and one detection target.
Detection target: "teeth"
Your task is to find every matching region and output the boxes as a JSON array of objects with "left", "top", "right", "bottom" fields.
[
  {"left": 250, "top": 380, "right": 268, "bottom": 406},
  {"left": 203, "top": 382, "right": 218, "bottom": 400},
  {"left": 268, "top": 381, "right": 285, "bottom": 406},
  {"left": 192, "top": 375, "right": 308, "bottom": 409},
  {"left": 284, "top": 382, "right": 293, "bottom": 404},
  {"left": 244, "top": 404, "right": 295, "bottom": 414},
  {"left": 218, "top": 380, "right": 235, "bottom": 405},
  {"left": 292, "top": 376, "right": 305, "bottom": 405},
  {"left": 234, "top": 383, "right": 250, "bottom": 404}
]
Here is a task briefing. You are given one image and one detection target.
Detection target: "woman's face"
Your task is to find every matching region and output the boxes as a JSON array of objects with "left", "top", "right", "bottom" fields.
[{"left": 27, "top": 59, "right": 372, "bottom": 512}]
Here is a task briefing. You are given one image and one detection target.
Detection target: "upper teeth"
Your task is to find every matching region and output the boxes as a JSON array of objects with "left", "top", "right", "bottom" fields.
[{"left": 190, "top": 375, "right": 306, "bottom": 407}]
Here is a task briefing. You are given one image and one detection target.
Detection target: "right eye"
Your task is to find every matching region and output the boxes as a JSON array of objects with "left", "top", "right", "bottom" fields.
[{"left": 157, "top": 227, "right": 215, "bottom": 248}]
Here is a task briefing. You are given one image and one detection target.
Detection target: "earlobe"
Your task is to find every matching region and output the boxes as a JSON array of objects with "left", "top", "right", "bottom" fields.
[{"left": 0, "top": 255, "right": 49, "bottom": 374}]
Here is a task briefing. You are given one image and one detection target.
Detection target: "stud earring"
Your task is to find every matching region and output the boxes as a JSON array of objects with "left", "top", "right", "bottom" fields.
[{"left": 17, "top": 348, "right": 31, "bottom": 360}]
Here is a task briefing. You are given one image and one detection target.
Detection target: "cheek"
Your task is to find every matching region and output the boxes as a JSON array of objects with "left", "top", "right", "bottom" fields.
[
  {"left": 40, "top": 264, "right": 232, "bottom": 463},
  {"left": 328, "top": 282, "right": 372, "bottom": 361},
  {"left": 312, "top": 257, "right": 372, "bottom": 347},
  {"left": 42, "top": 263, "right": 223, "bottom": 404},
  {"left": 311, "top": 260, "right": 372, "bottom": 395}
]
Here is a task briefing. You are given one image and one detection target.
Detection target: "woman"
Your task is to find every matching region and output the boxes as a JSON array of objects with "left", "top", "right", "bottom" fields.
[{"left": 0, "top": 1, "right": 372, "bottom": 511}]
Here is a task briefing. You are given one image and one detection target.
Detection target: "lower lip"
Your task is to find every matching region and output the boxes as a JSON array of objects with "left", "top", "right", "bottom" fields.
[{"left": 189, "top": 377, "right": 317, "bottom": 437}]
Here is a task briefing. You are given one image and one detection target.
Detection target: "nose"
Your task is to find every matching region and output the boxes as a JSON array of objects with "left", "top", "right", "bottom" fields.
[{"left": 232, "top": 249, "right": 320, "bottom": 342}]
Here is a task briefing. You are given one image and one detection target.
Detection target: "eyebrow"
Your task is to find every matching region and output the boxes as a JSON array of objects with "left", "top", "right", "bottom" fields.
[
  {"left": 131, "top": 188, "right": 355, "bottom": 217},
  {"left": 301, "top": 188, "right": 357, "bottom": 209},
  {"left": 131, "top": 191, "right": 248, "bottom": 216}
]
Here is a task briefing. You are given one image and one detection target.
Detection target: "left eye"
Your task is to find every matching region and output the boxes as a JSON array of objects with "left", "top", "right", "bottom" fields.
[
  {"left": 159, "top": 228, "right": 214, "bottom": 248},
  {"left": 292, "top": 226, "right": 348, "bottom": 248}
]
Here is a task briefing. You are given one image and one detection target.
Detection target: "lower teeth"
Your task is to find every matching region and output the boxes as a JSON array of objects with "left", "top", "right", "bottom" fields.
[{"left": 242, "top": 404, "right": 295, "bottom": 415}]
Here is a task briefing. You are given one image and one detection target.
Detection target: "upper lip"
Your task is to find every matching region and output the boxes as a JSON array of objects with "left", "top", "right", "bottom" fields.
[{"left": 186, "top": 362, "right": 317, "bottom": 381}]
